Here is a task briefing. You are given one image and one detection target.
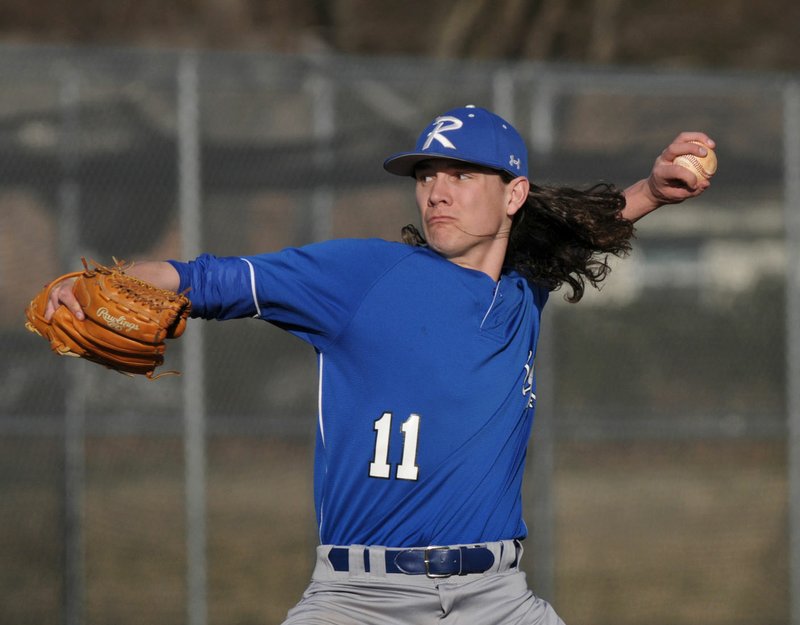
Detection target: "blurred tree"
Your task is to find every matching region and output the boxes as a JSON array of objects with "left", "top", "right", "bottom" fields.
[{"left": 0, "top": 0, "right": 798, "bottom": 70}]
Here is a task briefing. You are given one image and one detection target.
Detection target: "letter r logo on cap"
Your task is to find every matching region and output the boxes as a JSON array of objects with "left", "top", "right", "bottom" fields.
[{"left": 422, "top": 116, "right": 463, "bottom": 150}]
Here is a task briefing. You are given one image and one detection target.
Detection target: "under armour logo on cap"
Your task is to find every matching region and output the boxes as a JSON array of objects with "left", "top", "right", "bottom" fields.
[{"left": 383, "top": 105, "right": 529, "bottom": 179}]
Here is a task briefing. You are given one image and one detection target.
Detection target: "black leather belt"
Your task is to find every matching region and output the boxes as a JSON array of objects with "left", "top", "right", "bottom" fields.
[{"left": 328, "top": 545, "right": 497, "bottom": 578}]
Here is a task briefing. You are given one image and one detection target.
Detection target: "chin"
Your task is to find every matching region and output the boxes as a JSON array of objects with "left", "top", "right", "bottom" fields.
[
  {"left": 425, "top": 233, "right": 454, "bottom": 255},
  {"left": 425, "top": 226, "right": 459, "bottom": 252},
  {"left": 428, "top": 241, "right": 466, "bottom": 262}
]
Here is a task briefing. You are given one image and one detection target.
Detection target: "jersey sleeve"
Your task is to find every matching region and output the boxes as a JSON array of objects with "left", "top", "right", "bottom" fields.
[
  {"left": 532, "top": 282, "right": 549, "bottom": 309},
  {"left": 169, "top": 239, "right": 414, "bottom": 349}
]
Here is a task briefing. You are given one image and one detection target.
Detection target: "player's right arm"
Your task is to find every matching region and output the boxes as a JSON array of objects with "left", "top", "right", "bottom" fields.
[{"left": 45, "top": 260, "right": 179, "bottom": 321}]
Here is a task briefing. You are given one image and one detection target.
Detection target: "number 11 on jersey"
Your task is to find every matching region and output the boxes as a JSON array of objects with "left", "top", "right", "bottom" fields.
[{"left": 369, "top": 412, "right": 421, "bottom": 481}]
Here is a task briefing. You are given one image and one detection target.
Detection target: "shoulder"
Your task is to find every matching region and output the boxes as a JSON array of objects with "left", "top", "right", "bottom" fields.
[
  {"left": 309, "top": 238, "right": 422, "bottom": 259},
  {"left": 294, "top": 238, "right": 432, "bottom": 271},
  {"left": 502, "top": 268, "right": 550, "bottom": 308},
  {"left": 241, "top": 238, "right": 416, "bottom": 269},
  {"left": 248, "top": 238, "right": 434, "bottom": 286}
]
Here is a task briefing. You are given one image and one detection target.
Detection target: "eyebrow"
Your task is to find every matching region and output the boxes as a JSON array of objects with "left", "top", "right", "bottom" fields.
[{"left": 414, "top": 161, "right": 486, "bottom": 175}]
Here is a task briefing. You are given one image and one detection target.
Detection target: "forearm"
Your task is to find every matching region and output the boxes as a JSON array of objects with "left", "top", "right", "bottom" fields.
[
  {"left": 127, "top": 261, "right": 181, "bottom": 292},
  {"left": 620, "top": 178, "right": 662, "bottom": 223},
  {"left": 44, "top": 259, "right": 181, "bottom": 322}
]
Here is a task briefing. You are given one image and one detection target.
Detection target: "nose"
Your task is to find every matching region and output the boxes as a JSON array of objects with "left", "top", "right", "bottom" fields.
[{"left": 426, "top": 174, "right": 452, "bottom": 207}]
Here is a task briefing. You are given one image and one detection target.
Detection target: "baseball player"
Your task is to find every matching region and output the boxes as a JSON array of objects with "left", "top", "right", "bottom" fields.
[{"left": 45, "top": 105, "right": 713, "bottom": 624}]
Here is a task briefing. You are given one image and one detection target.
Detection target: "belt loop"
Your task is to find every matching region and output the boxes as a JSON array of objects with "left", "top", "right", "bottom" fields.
[
  {"left": 319, "top": 545, "right": 336, "bottom": 574},
  {"left": 347, "top": 545, "right": 366, "bottom": 578},
  {"left": 513, "top": 538, "right": 524, "bottom": 568},
  {"left": 495, "top": 542, "right": 505, "bottom": 573},
  {"left": 368, "top": 545, "right": 386, "bottom": 576},
  {"left": 496, "top": 539, "right": 518, "bottom": 572}
]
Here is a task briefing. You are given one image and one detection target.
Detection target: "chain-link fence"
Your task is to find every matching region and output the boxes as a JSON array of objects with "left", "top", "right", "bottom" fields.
[{"left": 1, "top": 44, "right": 797, "bottom": 625}]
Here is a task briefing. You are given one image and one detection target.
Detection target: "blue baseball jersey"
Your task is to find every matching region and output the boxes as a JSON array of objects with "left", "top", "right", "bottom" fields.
[{"left": 170, "top": 239, "right": 548, "bottom": 548}]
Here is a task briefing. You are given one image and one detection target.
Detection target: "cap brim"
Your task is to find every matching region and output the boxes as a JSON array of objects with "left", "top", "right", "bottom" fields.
[
  {"left": 383, "top": 151, "right": 508, "bottom": 177},
  {"left": 382, "top": 152, "right": 439, "bottom": 176}
]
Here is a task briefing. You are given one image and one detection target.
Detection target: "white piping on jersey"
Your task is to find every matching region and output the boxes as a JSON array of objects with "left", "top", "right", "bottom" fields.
[
  {"left": 240, "top": 258, "right": 262, "bottom": 318},
  {"left": 317, "top": 352, "right": 326, "bottom": 446},
  {"left": 317, "top": 352, "right": 326, "bottom": 541},
  {"left": 480, "top": 278, "right": 501, "bottom": 329}
]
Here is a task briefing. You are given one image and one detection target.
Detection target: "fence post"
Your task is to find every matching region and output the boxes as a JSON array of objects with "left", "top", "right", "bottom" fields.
[
  {"left": 307, "top": 65, "right": 335, "bottom": 243},
  {"left": 530, "top": 75, "right": 556, "bottom": 155},
  {"left": 492, "top": 67, "right": 515, "bottom": 121},
  {"left": 57, "top": 63, "right": 87, "bottom": 625},
  {"left": 529, "top": 307, "right": 557, "bottom": 603},
  {"left": 178, "top": 51, "right": 207, "bottom": 625},
  {"left": 525, "top": 73, "right": 557, "bottom": 603},
  {"left": 784, "top": 79, "right": 800, "bottom": 625}
]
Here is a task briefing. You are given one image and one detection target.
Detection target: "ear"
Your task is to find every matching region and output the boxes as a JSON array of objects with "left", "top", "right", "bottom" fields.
[{"left": 506, "top": 177, "right": 530, "bottom": 217}]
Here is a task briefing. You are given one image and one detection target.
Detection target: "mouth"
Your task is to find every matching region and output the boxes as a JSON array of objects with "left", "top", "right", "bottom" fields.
[{"left": 426, "top": 215, "right": 455, "bottom": 226}]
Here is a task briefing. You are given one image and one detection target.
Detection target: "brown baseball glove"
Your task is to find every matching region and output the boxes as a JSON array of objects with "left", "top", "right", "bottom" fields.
[{"left": 25, "top": 258, "right": 191, "bottom": 379}]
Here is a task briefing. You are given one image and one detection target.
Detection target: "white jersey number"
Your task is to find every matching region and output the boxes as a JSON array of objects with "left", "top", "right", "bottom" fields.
[{"left": 368, "top": 412, "right": 420, "bottom": 481}]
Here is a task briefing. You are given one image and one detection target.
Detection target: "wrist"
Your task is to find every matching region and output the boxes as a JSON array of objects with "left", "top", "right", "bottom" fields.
[{"left": 621, "top": 178, "right": 662, "bottom": 223}]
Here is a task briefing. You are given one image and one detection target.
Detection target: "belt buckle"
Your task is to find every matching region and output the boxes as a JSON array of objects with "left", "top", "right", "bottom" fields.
[{"left": 424, "top": 546, "right": 454, "bottom": 579}]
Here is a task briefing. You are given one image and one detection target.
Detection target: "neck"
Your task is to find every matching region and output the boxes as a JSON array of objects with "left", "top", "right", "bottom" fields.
[{"left": 447, "top": 244, "right": 507, "bottom": 281}]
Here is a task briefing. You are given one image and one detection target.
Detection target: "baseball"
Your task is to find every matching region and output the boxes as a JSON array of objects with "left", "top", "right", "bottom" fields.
[{"left": 674, "top": 140, "right": 717, "bottom": 179}]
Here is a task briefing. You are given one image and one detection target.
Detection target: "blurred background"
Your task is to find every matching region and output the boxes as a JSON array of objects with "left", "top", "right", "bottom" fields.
[{"left": 1, "top": 1, "right": 799, "bottom": 624}]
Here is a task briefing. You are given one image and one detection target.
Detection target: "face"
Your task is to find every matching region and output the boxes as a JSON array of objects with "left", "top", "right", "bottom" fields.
[{"left": 414, "top": 159, "right": 528, "bottom": 275}]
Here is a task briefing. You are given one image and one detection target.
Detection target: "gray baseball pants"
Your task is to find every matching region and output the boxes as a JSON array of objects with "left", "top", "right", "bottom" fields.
[{"left": 281, "top": 540, "right": 566, "bottom": 625}]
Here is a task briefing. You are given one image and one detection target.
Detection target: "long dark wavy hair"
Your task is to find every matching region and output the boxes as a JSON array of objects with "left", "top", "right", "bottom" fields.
[{"left": 401, "top": 180, "right": 635, "bottom": 303}]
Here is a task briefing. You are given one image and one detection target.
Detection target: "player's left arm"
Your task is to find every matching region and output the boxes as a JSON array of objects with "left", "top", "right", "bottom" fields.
[
  {"left": 621, "top": 132, "right": 716, "bottom": 223},
  {"left": 44, "top": 260, "right": 179, "bottom": 321}
]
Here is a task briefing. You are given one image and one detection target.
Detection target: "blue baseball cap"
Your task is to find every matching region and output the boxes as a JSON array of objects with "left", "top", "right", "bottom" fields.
[{"left": 383, "top": 105, "right": 528, "bottom": 178}]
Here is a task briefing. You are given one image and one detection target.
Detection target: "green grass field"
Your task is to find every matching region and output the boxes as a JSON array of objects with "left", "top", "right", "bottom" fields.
[{"left": 0, "top": 437, "right": 787, "bottom": 625}]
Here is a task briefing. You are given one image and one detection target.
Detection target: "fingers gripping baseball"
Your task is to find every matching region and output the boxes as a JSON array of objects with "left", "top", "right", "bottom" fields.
[{"left": 647, "top": 132, "right": 716, "bottom": 205}]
